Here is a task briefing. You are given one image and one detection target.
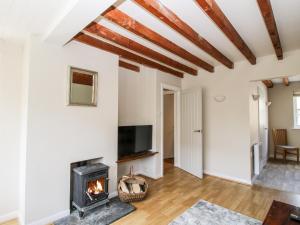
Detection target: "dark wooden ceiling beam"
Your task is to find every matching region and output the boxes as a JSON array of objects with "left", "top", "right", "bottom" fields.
[
  {"left": 102, "top": 6, "right": 214, "bottom": 72},
  {"left": 134, "top": 0, "right": 233, "bottom": 69},
  {"left": 195, "top": 0, "right": 256, "bottom": 65},
  {"left": 262, "top": 80, "right": 273, "bottom": 88},
  {"left": 119, "top": 60, "right": 140, "bottom": 72},
  {"left": 75, "top": 33, "right": 183, "bottom": 78},
  {"left": 84, "top": 22, "right": 197, "bottom": 75},
  {"left": 257, "top": 0, "right": 283, "bottom": 60},
  {"left": 283, "top": 77, "right": 289, "bottom": 86}
]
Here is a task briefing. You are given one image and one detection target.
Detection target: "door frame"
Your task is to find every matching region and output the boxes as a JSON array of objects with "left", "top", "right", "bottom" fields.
[
  {"left": 160, "top": 83, "right": 181, "bottom": 177},
  {"left": 258, "top": 86, "right": 268, "bottom": 170}
]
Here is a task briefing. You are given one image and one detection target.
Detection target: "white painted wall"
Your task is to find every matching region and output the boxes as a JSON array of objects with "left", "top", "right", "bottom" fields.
[
  {"left": 21, "top": 37, "right": 119, "bottom": 224},
  {"left": 19, "top": 38, "right": 31, "bottom": 225},
  {"left": 0, "top": 40, "right": 23, "bottom": 222},
  {"left": 182, "top": 49, "right": 300, "bottom": 184},
  {"left": 118, "top": 67, "right": 157, "bottom": 127}
]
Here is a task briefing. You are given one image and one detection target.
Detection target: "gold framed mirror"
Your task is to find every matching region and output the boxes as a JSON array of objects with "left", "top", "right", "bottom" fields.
[{"left": 68, "top": 67, "right": 98, "bottom": 106}]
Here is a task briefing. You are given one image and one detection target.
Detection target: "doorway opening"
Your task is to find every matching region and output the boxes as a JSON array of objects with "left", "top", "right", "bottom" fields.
[
  {"left": 250, "top": 74, "right": 300, "bottom": 194},
  {"left": 160, "top": 84, "right": 180, "bottom": 177},
  {"left": 163, "top": 89, "right": 175, "bottom": 174}
]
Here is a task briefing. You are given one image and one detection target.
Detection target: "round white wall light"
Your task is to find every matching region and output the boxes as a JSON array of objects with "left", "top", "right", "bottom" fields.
[{"left": 214, "top": 95, "right": 226, "bottom": 102}]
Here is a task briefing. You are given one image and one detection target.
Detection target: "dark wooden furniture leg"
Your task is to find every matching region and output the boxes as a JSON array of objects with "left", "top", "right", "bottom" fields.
[
  {"left": 297, "top": 148, "right": 299, "bottom": 163},
  {"left": 284, "top": 150, "right": 287, "bottom": 163}
]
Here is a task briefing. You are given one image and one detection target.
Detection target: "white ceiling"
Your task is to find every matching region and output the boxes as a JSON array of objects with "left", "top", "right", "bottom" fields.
[
  {"left": 271, "top": 0, "right": 300, "bottom": 52},
  {"left": 1, "top": 0, "right": 300, "bottom": 70},
  {"left": 0, "top": 0, "right": 79, "bottom": 40}
]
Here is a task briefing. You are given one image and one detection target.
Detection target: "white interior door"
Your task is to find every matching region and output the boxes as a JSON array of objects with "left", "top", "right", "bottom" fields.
[{"left": 180, "top": 88, "right": 203, "bottom": 178}]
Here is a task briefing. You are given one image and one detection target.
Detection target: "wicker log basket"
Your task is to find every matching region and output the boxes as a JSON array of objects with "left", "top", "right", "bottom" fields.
[{"left": 118, "top": 167, "right": 148, "bottom": 202}]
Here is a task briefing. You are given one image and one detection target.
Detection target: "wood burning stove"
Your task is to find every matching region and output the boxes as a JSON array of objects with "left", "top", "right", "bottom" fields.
[{"left": 72, "top": 163, "right": 109, "bottom": 217}]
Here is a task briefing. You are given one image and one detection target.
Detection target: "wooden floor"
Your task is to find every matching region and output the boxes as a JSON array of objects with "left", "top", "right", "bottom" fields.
[
  {"left": 3, "top": 162, "right": 300, "bottom": 225},
  {"left": 0, "top": 220, "right": 16, "bottom": 225}
]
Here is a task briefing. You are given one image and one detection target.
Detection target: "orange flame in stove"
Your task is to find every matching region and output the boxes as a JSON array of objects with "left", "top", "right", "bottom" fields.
[{"left": 88, "top": 179, "right": 103, "bottom": 195}]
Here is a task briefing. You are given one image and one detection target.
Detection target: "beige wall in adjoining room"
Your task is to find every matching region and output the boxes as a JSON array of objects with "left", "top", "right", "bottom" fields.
[
  {"left": 163, "top": 93, "right": 174, "bottom": 159},
  {"left": 268, "top": 82, "right": 300, "bottom": 158}
]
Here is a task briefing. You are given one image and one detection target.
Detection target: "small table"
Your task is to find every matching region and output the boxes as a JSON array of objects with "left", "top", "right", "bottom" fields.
[{"left": 263, "top": 201, "right": 300, "bottom": 225}]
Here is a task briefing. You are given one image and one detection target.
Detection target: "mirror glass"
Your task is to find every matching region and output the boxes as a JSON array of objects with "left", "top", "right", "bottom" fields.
[{"left": 69, "top": 67, "right": 97, "bottom": 106}]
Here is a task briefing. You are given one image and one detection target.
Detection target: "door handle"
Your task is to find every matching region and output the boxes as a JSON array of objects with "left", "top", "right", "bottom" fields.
[{"left": 193, "top": 130, "right": 202, "bottom": 133}]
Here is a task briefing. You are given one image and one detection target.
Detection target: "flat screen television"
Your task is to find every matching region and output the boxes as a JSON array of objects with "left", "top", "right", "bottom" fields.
[{"left": 118, "top": 125, "right": 152, "bottom": 158}]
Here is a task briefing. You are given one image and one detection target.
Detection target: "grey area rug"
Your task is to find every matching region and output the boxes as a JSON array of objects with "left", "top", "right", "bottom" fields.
[
  {"left": 54, "top": 197, "right": 135, "bottom": 225},
  {"left": 254, "top": 162, "right": 300, "bottom": 193},
  {"left": 169, "top": 200, "right": 262, "bottom": 225}
]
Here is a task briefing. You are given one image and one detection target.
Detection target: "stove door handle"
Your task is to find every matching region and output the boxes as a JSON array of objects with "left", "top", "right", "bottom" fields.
[{"left": 86, "top": 191, "right": 93, "bottom": 201}]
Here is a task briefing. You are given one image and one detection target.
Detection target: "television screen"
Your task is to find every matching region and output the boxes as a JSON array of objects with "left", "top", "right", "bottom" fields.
[{"left": 118, "top": 125, "right": 152, "bottom": 158}]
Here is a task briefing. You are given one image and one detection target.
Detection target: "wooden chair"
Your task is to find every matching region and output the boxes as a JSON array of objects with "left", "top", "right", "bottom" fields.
[{"left": 272, "top": 129, "right": 299, "bottom": 163}]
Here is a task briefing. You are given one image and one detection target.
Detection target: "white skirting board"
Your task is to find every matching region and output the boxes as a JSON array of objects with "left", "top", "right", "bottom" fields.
[
  {"left": 204, "top": 170, "right": 252, "bottom": 186},
  {"left": 27, "top": 210, "right": 69, "bottom": 225},
  {"left": 27, "top": 191, "right": 118, "bottom": 225},
  {"left": 0, "top": 211, "right": 19, "bottom": 223},
  {"left": 138, "top": 172, "right": 161, "bottom": 180},
  {"left": 109, "top": 191, "right": 118, "bottom": 199}
]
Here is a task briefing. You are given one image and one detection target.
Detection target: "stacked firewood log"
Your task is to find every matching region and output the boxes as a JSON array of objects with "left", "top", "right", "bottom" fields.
[
  {"left": 119, "top": 175, "right": 146, "bottom": 194},
  {"left": 118, "top": 166, "right": 148, "bottom": 202}
]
